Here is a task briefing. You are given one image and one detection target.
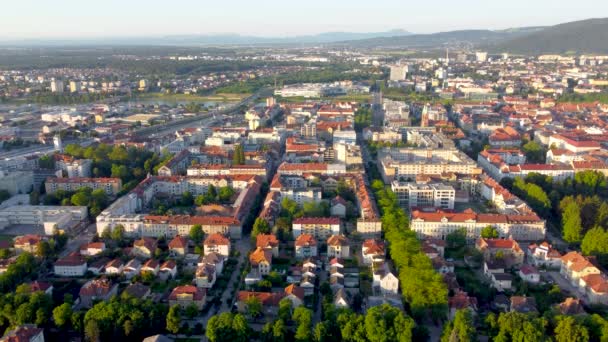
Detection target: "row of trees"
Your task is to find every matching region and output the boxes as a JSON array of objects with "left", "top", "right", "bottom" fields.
[{"left": 371, "top": 179, "right": 448, "bottom": 320}]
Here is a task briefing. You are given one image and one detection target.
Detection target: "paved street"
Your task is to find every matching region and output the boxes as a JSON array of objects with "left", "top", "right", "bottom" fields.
[
  {"left": 198, "top": 237, "right": 251, "bottom": 326},
  {"left": 59, "top": 223, "right": 96, "bottom": 258}
]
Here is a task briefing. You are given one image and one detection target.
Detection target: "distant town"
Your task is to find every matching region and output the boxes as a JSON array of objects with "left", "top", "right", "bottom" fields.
[{"left": 1, "top": 28, "right": 608, "bottom": 342}]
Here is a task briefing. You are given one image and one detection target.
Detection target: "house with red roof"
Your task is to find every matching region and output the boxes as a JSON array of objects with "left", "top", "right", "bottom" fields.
[
  {"left": 327, "top": 235, "right": 350, "bottom": 258},
  {"left": 295, "top": 234, "right": 318, "bottom": 259},
  {"left": 169, "top": 285, "right": 206, "bottom": 309},
  {"left": 249, "top": 247, "right": 272, "bottom": 275},
  {"left": 14, "top": 235, "right": 43, "bottom": 254},
  {"left": 168, "top": 235, "right": 189, "bottom": 257},
  {"left": 476, "top": 237, "right": 524, "bottom": 267},
  {"left": 79, "top": 242, "right": 106, "bottom": 256},
  {"left": 54, "top": 253, "right": 87, "bottom": 277},
  {"left": 518, "top": 264, "right": 540, "bottom": 284},
  {"left": 1, "top": 325, "right": 44, "bottom": 342},
  {"left": 256, "top": 234, "right": 279, "bottom": 257},
  {"left": 203, "top": 233, "right": 230, "bottom": 257},
  {"left": 79, "top": 278, "right": 117, "bottom": 307},
  {"left": 133, "top": 237, "right": 157, "bottom": 259}
]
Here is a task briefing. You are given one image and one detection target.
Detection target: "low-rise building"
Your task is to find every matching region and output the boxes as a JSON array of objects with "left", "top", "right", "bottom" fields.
[
  {"left": 45, "top": 177, "right": 122, "bottom": 196},
  {"left": 54, "top": 253, "right": 87, "bottom": 277},
  {"left": 203, "top": 233, "right": 231, "bottom": 257},
  {"left": 168, "top": 285, "right": 206, "bottom": 309},
  {"left": 295, "top": 234, "right": 318, "bottom": 259},
  {"left": 79, "top": 278, "right": 118, "bottom": 307},
  {"left": 327, "top": 235, "right": 350, "bottom": 259},
  {"left": 292, "top": 217, "right": 341, "bottom": 239},
  {"left": 250, "top": 247, "right": 272, "bottom": 275}
]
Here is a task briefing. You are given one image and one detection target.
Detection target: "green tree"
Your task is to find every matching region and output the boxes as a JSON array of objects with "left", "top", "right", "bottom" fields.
[
  {"left": 181, "top": 191, "right": 194, "bottom": 206},
  {"left": 53, "top": 303, "right": 73, "bottom": 329},
  {"left": 481, "top": 226, "right": 499, "bottom": 239},
  {"left": 218, "top": 186, "right": 235, "bottom": 202},
  {"left": 233, "top": 144, "right": 245, "bottom": 165},
  {"left": 185, "top": 304, "right": 199, "bottom": 319},
  {"left": 563, "top": 201, "right": 583, "bottom": 243},
  {"left": 189, "top": 224, "right": 204, "bottom": 244},
  {"left": 110, "top": 225, "right": 125, "bottom": 241},
  {"left": 581, "top": 227, "right": 608, "bottom": 263},
  {"left": 294, "top": 306, "right": 313, "bottom": 342},
  {"left": 364, "top": 304, "right": 415, "bottom": 342},
  {"left": 85, "top": 319, "right": 101, "bottom": 342},
  {"left": 278, "top": 298, "right": 292, "bottom": 322},
  {"left": 245, "top": 296, "right": 263, "bottom": 319},
  {"left": 71, "top": 191, "right": 90, "bottom": 206},
  {"left": 166, "top": 305, "right": 181, "bottom": 334},
  {"left": 523, "top": 140, "right": 545, "bottom": 163},
  {"left": 252, "top": 218, "right": 271, "bottom": 238},
  {"left": 554, "top": 316, "right": 589, "bottom": 342},
  {"left": 442, "top": 309, "right": 476, "bottom": 342},
  {"left": 446, "top": 229, "right": 467, "bottom": 250}
]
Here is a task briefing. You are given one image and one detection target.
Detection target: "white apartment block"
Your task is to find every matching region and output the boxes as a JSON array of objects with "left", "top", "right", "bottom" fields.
[
  {"left": 0, "top": 205, "right": 88, "bottom": 235},
  {"left": 391, "top": 181, "right": 455, "bottom": 209}
]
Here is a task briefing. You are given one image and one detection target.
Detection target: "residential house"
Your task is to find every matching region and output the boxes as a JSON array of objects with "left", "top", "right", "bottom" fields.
[
  {"left": 123, "top": 259, "right": 141, "bottom": 279},
  {"left": 79, "top": 242, "right": 106, "bottom": 256},
  {"left": 327, "top": 235, "right": 350, "bottom": 259},
  {"left": 200, "top": 252, "right": 225, "bottom": 275},
  {"left": 362, "top": 239, "right": 385, "bottom": 266},
  {"left": 1, "top": 325, "right": 45, "bottom": 342},
  {"left": 476, "top": 237, "right": 524, "bottom": 267},
  {"left": 579, "top": 274, "right": 608, "bottom": 305},
  {"left": 283, "top": 284, "right": 305, "bottom": 308},
  {"left": 203, "top": 233, "right": 231, "bottom": 257},
  {"left": 87, "top": 258, "right": 107, "bottom": 275},
  {"left": 484, "top": 259, "right": 512, "bottom": 291},
  {"left": 448, "top": 290, "right": 478, "bottom": 320},
  {"left": 330, "top": 196, "right": 347, "bottom": 218},
  {"left": 527, "top": 242, "right": 562, "bottom": 268},
  {"left": 27, "top": 281, "right": 53, "bottom": 296},
  {"left": 14, "top": 235, "right": 42, "bottom": 254},
  {"left": 141, "top": 259, "right": 160, "bottom": 276},
  {"left": 250, "top": 247, "right": 272, "bottom": 275},
  {"left": 168, "top": 235, "right": 189, "bottom": 257},
  {"left": 133, "top": 237, "right": 158, "bottom": 259},
  {"left": 560, "top": 251, "right": 601, "bottom": 287},
  {"left": 160, "top": 260, "right": 177, "bottom": 280},
  {"left": 256, "top": 234, "right": 279, "bottom": 257},
  {"left": 372, "top": 264, "right": 399, "bottom": 295},
  {"left": 518, "top": 264, "right": 540, "bottom": 284},
  {"left": 510, "top": 296, "right": 538, "bottom": 313},
  {"left": 556, "top": 297, "right": 586, "bottom": 315},
  {"left": 123, "top": 283, "right": 151, "bottom": 300},
  {"left": 169, "top": 285, "right": 206, "bottom": 309},
  {"left": 295, "top": 234, "right": 318, "bottom": 259},
  {"left": 79, "top": 278, "right": 118, "bottom": 307},
  {"left": 195, "top": 264, "right": 217, "bottom": 288},
  {"left": 104, "top": 259, "right": 124, "bottom": 275},
  {"left": 236, "top": 291, "right": 284, "bottom": 316},
  {"left": 54, "top": 253, "right": 87, "bottom": 277},
  {"left": 334, "top": 288, "right": 351, "bottom": 309}
]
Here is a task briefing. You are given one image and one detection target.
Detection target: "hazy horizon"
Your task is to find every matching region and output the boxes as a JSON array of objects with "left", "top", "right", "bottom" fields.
[{"left": 1, "top": 0, "right": 605, "bottom": 40}]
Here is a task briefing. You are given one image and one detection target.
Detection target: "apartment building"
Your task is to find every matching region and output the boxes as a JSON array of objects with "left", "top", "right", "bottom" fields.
[
  {"left": 410, "top": 208, "right": 545, "bottom": 242},
  {"left": 45, "top": 177, "right": 122, "bottom": 196},
  {"left": 391, "top": 181, "right": 455, "bottom": 209},
  {"left": 292, "top": 217, "right": 341, "bottom": 239}
]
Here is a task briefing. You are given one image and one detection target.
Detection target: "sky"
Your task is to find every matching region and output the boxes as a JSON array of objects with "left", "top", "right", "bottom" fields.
[{"left": 1, "top": 0, "right": 606, "bottom": 39}]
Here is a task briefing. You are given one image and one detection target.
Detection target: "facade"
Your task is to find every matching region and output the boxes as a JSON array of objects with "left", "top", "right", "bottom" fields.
[
  {"left": 292, "top": 217, "right": 341, "bottom": 239},
  {"left": 327, "top": 235, "right": 350, "bottom": 259},
  {"left": 410, "top": 209, "right": 545, "bottom": 242},
  {"left": 54, "top": 253, "right": 87, "bottom": 277},
  {"left": 45, "top": 177, "right": 122, "bottom": 196},
  {"left": 476, "top": 237, "right": 525, "bottom": 267},
  {"left": 168, "top": 285, "right": 206, "bottom": 309},
  {"left": 295, "top": 234, "right": 318, "bottom": 259},
  {"left": 203, "top": 233, "right": 231, "bottom": 257},
  {"left": 391, "top": 181, "right": 455, "bottom": 209},
  {"left": 0, "top": 205, "right": 87, "bottom": 235},
  {"left": 249, "top": 247, "right": 272, "bottom": 275}
]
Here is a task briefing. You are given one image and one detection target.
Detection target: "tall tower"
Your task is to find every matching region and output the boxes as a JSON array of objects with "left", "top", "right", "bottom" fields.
[{"left": 445, "top": 48, "right": 450, "bottom": 66}]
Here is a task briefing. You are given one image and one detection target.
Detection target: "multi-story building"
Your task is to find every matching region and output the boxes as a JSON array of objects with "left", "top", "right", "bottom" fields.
[
  {"left": 391, "top": 181, "right": 455, "bottom": 209},
  {"left": 169, "top": 285, "right": 206, "bottom": 309},
  {"left": 410, "top": 208, "right": 545, "bottom": 242},
  {"left": 292, "top": 217, "right": 341, "bottom": 239},
  {"left": 55, "top": 155, "right": 92, "bottom": 178},
  {"left": 0, "top": 205, "right": 88, "bottom": 235},
  {"left": 45, "top": 177, "right": 122, "bottom": 196},
  {"left": 378, "top": 147, "right": 479, "bottom": 183},
  {"left": 0, "top": 170, "right": 33, "bottom": 195}
]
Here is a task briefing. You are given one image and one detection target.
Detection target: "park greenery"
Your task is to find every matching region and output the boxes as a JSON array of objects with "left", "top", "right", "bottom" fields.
[
  {"left": 61, "top": 143, "right": 172, "bottom": 195},
  {"left": 42, "top": 187, "right": 109, "bottom": 217}
]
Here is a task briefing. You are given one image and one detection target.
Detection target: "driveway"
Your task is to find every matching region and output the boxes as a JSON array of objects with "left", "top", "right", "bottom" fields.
[{"left": 545, "top": 271, "right": 579, "bottom": 296}]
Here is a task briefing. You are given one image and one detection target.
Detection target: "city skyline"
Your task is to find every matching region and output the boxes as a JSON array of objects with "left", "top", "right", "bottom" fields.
[{"left": 0, "top": 0, "right": 605, "bottom": 39}]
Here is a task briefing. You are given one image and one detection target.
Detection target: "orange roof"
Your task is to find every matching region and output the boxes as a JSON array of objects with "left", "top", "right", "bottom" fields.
[
  {"left": 249, "top": 247, "right": 272, "bottom": 266},
  {"left": 256, "top": 234, "right": 279, "bottom": 249},
  {"left": 204, "top": 233, "right": 230, "bottom": 246},
  {"left": 295, "top": 234, "right": 317, "bottom": 247}
]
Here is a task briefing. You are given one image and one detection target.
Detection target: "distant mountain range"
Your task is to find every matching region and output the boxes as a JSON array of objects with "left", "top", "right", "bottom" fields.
[
  {"left": 1, "top": 18, "right": 608, "bottom": 55},
  {"left": 491, "top": 18, "right": 608, "bottom": 55},
  {"left": 338, "top": 18, "right": 608, "bottom": 55},
  {"left": 0, "top": 30, "right": 412, "bottom": 47}
]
